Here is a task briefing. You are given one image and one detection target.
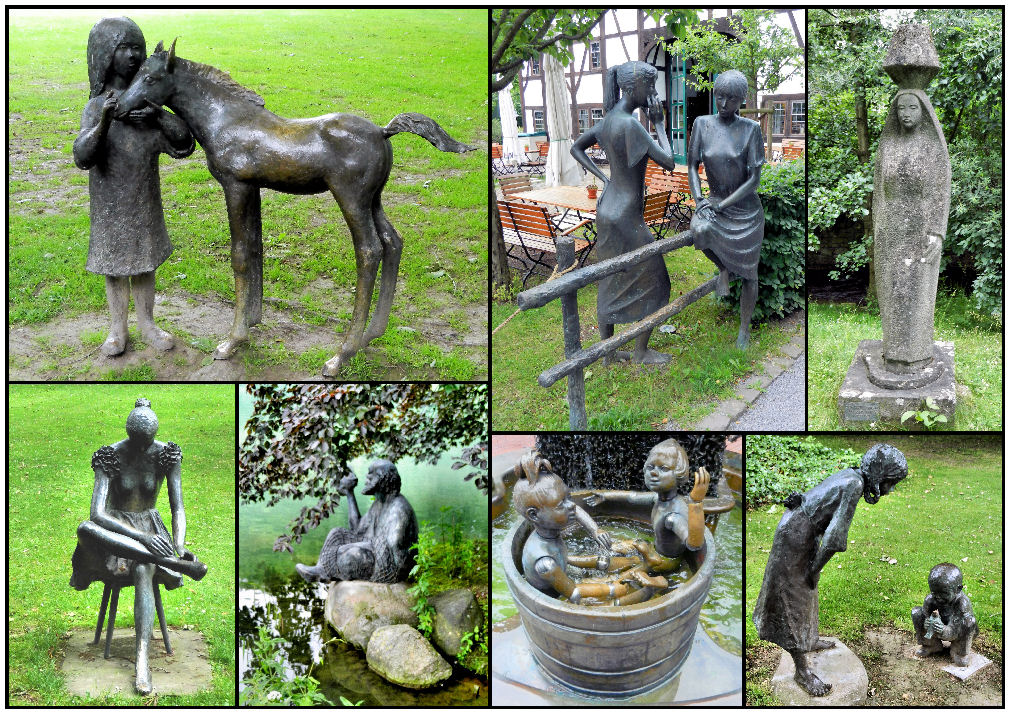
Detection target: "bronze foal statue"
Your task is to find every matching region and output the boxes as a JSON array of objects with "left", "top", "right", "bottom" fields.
[{"left": 117, "top": 40, "right": 474, "bottom": 376}]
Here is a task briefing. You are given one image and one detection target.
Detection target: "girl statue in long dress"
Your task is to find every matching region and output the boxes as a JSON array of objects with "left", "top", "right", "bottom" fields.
[
  {"left": 571, "top": 61, "right": 677, "bottom": 365},
  {"left": 687, "top": 70, "right": 766, "bottom": 350}
]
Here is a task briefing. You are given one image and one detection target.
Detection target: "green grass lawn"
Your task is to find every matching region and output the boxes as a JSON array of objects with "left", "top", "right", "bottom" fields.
[
  {"left": 8, "top": 384, "right": 236, "bottom": 705},
  {"left": 807, "top": 292, "right": 1002, "bottom": 430},
  {"left": 8, "top": 9, "right": 487, "bottom": 380},
  {"left": 745, "top": 434, "right": 1003, "bottom": 704},
  {"left": 491, "top": 247, "right": 796, "bottom": 430}
]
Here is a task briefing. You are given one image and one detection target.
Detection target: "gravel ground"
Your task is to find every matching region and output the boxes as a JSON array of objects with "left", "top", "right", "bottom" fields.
[{"left": 733, "top": 352, "right": 805, "bottom": 430}]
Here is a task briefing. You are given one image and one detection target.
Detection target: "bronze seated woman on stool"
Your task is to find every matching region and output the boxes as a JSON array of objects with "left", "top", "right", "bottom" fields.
[{"left": 71, "top": 398, "right": 207, "bottom": 695}]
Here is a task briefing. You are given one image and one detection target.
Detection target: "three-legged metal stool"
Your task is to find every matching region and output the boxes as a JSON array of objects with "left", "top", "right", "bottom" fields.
[{"left": 92, "top": 580, "right": 173, "bottom": 658}]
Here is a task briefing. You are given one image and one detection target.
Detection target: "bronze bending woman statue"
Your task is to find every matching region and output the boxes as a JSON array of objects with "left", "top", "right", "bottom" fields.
[
  {"left": 571, "top": 61, "right": 676, "bottom": 365},
  {"left": 71, "top": 398, "right": 207, "bottom": 695}
]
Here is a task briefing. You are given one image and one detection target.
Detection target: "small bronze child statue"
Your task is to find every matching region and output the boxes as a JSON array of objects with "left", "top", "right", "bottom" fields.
[
  {"left": 912, "top": 563, "right": 979, "bottom": 667},
  {"left": 73, "top": 18, "right": 195, "bottom": 357},
  {"left": 512, "top": 450, "right": 657, "bottom": 606}
]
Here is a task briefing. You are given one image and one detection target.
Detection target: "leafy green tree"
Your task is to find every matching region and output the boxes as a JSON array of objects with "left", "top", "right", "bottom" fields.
[
  {"left": 663, "top": 9, "right": 803, "bottom": 112},
  {"left": 239, "top": 383, "right": 487, "bottom": 551}
]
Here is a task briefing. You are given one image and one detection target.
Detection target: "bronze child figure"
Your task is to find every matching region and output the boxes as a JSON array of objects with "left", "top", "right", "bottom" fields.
[
  {"left": 71, "top": 398, "right": 207, "bottom": 695},
  {"left": 752, "top": 443, "right": 908, "bottom": 696},
  {"left": 73, "top": 17, "right": 195, "bottom": 357},
  {"left": 513, "top": 450, "right": 658, "bottom": 606},
  {"left": 912, "top": 563, "right": 978, "bottom": 667}
]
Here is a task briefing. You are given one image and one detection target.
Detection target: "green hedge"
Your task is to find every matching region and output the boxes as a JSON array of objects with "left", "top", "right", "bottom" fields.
[
  {"left": 746, "top": 435, "right": 861, "bottom": 507},
  {"left": 720, "top": 158, "right": 805, "bottom": 323}
]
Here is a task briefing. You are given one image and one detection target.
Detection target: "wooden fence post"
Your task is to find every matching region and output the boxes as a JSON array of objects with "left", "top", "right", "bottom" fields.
[{"left": 555, "top": 235, "right": 587, "bottom": 430}]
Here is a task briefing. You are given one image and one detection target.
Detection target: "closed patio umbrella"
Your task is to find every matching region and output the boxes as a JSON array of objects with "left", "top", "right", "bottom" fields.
[
  {"left": 543, "top": 53, "right": 582, "bottom": 187},
  {"left": 498, "top": 83, "right": 523, "bottom": 165}
]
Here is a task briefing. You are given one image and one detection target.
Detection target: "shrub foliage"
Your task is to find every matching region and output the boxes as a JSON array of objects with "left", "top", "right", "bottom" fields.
[{"left": 746, "top": 436, "right": 861, "bottom": 507}]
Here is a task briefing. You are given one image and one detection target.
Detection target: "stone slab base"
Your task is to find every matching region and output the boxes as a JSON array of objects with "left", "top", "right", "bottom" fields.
[
  {"left": 60, "top": 627, "right": 212, "bottom": 698},
  {"left": 838, "top": 340, "right": 955, "bottom": 425},
  {"left": 943, "top": 651, "right": 993, "bottom": 681},
  {"left": 491, "top": 614, "right": 741, "bottom": 705},
  {"left": 771, "top": 637, "right": 867, "bottom": 706}
]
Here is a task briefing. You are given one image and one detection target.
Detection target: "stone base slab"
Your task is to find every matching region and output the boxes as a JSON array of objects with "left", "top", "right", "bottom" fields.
[
  {"left": 838, "top": 340, "right": 955, "bottom": 425},
  {"left": 943, "top": 651, "right": 993, "bottom": 681},
  {"left": 60, "top": 627, "right": 212, "bottom": 698},
  {"left": 771, "top": 637, "right": 867, "bottom": 706}
]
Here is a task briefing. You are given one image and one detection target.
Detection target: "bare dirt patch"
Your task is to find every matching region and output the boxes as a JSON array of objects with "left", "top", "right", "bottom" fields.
[
  {"left": 8, "top": 290, "right": 486, "bottom": 382},
  {"left": 746, "top": 628, "right": 1002, "bottom": 706}
]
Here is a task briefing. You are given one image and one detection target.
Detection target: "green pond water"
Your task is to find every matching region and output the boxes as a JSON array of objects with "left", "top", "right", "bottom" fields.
[
  {"left": 238, "top": 388, "right": 489, "bottom": 705},
  {"left": 492, "top": 502, "right": 743, "bottom": 656}
]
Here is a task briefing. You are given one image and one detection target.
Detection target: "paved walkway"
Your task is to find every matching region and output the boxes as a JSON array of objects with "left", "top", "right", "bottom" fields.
[{"left": 688, "top": 310, "right": 806, "bottom": 432}]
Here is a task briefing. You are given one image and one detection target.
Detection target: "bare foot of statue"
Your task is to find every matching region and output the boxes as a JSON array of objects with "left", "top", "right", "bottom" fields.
[
  {"left": 716, "top": 269, "right": 730, "bottom": 297},
  {"left": 135, "top": 647, "right": 152, "bottom": 695},
  {"left": 174, "top": 554, "right": 208, "bottom": 581},
  {"left": 794, "top": 666, "right": 832, "bottom": 697},
  {"left": 139, "top": 323, "right": 174, "bottom": 351},
  {"left": 633, "top": 348, "right": 672, "bottom": 365},
  {"left": 295, "top": 562, "right": 325, "bottom": 582},
  {"left": 604, "top": 350, "right": 632, "bottom": 365},
  {"left": 915, "top": 643, "right": 944, "bottom": 657},
  {"left": 811, "top": 638, "right": 836, "bottom": 651},
  {"left": 100, "top": 331, "right": 128, "bottom": 357},
  {"left": 951, "top": 652, "right": 970, "bottom": 667}
]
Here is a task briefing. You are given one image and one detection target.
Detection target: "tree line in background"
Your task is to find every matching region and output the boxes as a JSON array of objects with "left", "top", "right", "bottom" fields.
[
  {"left": 238, "top": 383, "right": 488, "bottom": 552},
  {"left": 808, "top": 8, "right": 1002, "bottom": 318}
]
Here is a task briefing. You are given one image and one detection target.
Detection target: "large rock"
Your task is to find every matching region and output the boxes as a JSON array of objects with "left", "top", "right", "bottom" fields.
[
  {"left": 366, "top": 624, "right": 452, "bottom": 689},
  {"left": 771, "top": 637, "right": 867, "bottom": 706},
  {"left": 325, "top": 580, "right": 417, "bottom": 650},
  {"left": 430, "top": 588, "right": 481, "bottom": 657}
]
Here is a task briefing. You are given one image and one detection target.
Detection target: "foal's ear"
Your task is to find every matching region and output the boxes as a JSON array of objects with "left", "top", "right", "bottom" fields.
[
  {"left": 154, "top": 40, "right": 165, "bottom": 53},
  {"left": 167, "top": 38, "right": 178, "bottom": 72}
]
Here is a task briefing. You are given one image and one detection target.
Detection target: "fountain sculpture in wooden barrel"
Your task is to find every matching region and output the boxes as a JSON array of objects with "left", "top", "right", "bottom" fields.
[{"left": 502, "top": 443, "right": 729, "bottom": 696}]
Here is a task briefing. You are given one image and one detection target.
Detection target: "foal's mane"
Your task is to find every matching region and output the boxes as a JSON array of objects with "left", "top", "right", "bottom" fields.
[{"left": 169, "top": 54, "right": 266, "bottom": 108}]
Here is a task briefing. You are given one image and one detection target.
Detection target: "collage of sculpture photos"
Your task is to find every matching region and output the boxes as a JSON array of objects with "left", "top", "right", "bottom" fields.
[{"left": 5, "top": 6, "right": 1002, "bottom": 710}]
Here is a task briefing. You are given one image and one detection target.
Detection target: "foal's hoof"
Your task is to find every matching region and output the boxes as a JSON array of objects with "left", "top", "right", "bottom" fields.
[
  {"left": 213, "top": 338, "right": 243, "bottom": 360},
  {"left": 135, "top": 668, "right": 153, "bottom": 695}
]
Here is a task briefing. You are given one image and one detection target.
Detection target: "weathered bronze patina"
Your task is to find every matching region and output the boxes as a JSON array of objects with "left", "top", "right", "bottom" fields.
[
  {"left": 295, "top": 459, "right": 418, "bottom": 584},
  {"left": 912, "top": 563, "right": 979, "bottom": 666},
  {"left": 571, "top": 61, "right": 676, "bottom": 365},
  {"left": 687, "top": 70, "right": 765, "bottom": 350},
  {"left": 117, "top": 40, "right": 474, "bottom": 376},
  {"left": 71, "top": 398, "right": 207, "bottom": 695},
  {"left": 752, "top": 444, "right": 907, "bottom": 696}
]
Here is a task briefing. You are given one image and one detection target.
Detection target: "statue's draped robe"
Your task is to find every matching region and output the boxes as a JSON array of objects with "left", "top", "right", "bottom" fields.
[
  {"left": 592, "top": 113, "right": 671, "bottom": 325},
  {"left": 753, "top": 471, "right": 862, "bottom": 651},
  {"left": 688, "top": 114, "right": 765, "bottom": 281},
  {"left": 872, "top": 89, "right": 950, "bottom": 366},
  {"left": 317, "top": 494, "right": 418, "bottom": 583}
]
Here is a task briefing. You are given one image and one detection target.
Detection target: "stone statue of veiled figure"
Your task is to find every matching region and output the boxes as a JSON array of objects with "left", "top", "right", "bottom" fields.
[{"left": 869, "top": 24, "right": 951, "bottom": 384}]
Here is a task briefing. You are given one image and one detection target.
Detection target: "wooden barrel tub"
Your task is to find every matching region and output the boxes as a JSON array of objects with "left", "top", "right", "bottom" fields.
[{"left": 502, "top": 490, "right": 715, "bottom": 697}]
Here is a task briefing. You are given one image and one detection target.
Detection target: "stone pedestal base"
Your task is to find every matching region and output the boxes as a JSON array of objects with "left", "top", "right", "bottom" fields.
[
  {"left": 943, "top": 651, "right": 993, "bottom": 681},
  {"left": 60, "top": 627, "right": 212, "bottom": 697},
  {"left": 838, "top": 340, "right": 955, "bottom": 425},
  {"left": 771, "top": 637, "right": 867, "bottom": 706}
]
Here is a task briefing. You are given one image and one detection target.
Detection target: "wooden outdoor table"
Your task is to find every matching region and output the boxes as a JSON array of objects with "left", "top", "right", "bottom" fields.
[
  {"left": 513, "top": 185, "right": 598, "bottom": 243},
  {"left": 513, "top": 185, "right": 598, "bottom": 213}
]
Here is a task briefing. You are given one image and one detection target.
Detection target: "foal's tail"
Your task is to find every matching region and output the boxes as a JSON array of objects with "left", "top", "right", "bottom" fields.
[{"left": 383, "top": 112, "right": 475, "bottom": 153}]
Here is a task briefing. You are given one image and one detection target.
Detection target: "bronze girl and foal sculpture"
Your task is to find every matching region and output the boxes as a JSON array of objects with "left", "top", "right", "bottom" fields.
[{"left": 113, "top": 38, "right": 474, "bottom": 376}]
